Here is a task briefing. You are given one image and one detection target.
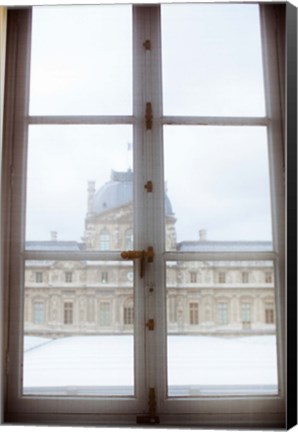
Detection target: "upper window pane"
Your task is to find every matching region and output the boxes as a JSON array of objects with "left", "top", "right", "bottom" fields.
[
  {"left": 164, "top": 126, "right": 272, "bottom": 245},
  {"left": 161, "top": 4, "right": 265, "bottom": 117},
  {"left": 29, "top": 6, "right": 132, "bottom": 115}
]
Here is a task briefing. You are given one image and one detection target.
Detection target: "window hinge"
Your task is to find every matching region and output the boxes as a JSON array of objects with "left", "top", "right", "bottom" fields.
[
  {"left": 136, "top": 387, "right": 159, "bottom": 425},
  {"left": 145, "top": 102, "right": 153, "bottom": 130},
  {"left": 145, "top": 318, "right": 155, "bottom": 331}
]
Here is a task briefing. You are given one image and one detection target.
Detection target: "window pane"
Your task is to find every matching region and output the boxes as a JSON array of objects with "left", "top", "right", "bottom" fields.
[
  {"left": 162, "top": 4, "right": 265, "bottom": 116},
  {"left": 30, "top": 6, "right": 132, "bottom": 115},
  {"left": 166, "top": 260, "right": 278, "bottom": 396},
  {"left": 26, "top": 125, "right": 133, "bottom": 245},
  {"left": 23, "top": 260, "right": 134, "bottom": 396},
  {"left": 164, "top": 126, "right": 272, "bottom": 246}
]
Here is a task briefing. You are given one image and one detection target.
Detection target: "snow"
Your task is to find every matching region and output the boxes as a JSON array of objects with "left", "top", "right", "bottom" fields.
[{"left": 23, "top": 335, "right": 278, "bottom": 396}]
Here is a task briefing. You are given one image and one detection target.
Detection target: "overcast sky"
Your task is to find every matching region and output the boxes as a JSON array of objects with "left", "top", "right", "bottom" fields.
[{"left": 26, "top": 4, "right": 272, "bottom": 244}]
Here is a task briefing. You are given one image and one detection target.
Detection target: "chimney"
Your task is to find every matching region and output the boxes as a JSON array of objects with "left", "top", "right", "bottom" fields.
[
  {"left": 87, "top": 180, "right": 96, "bottom": 214},
  {"left": 199, "top": 229, "right": 207, "bottom": 241},
  {"left": 51, "top": 231, "right": 58, "bottom": 242}
]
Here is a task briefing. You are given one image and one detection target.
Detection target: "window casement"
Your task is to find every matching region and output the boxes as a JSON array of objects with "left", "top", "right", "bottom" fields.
[
  {"left": 217, "top": 302, "right": 229, "bottom": 325},
  {"left": 265, "top": 271, "right": 273, "bottom": 283},
  {"left": 64, "top": 302, "right": 74, "bottom": 325},
  {"left": 218, "top": 272, "right": 226, "bottom": 284},
  {"left": 99, "top": 302, "right": 111, "bottom": 327},
  {"left": 190, "top": 272, "right": 197, "bottom": 283},
  {"left": 33, "top": 301, "right": 45, "bottom": 324},
  {"left": 1, "top": 3, "right": 289, "bottom": 429},
  {"left": 35, "top": 271, "right": 43, "bottom": 283},
  {"left": 99, "top": 228, "right": 110, "bottom": 251},
  {"left": 265, "top": 302, "right": 275, "bottom": 324},
  {"left": 189, "top": 302, "right": 199, "bottom": 325},
  {"left": 65, "top": 271, "right": 73, "bottom": 283},
  {"left": 101, "top": 271, "right": 108, "bottom": 284},
  {"left": 242, "top": 271, "right": 249, "bottom": 284}
]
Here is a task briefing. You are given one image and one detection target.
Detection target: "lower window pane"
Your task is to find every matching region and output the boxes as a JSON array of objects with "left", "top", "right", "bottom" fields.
[
  {"left": 166, "top": 260, "right": 278, "bottom": 396},
  {"left": 23, "top": 260, "right": 134, "bottom": 396}
]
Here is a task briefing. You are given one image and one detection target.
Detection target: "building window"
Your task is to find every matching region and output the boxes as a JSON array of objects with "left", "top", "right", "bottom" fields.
[
  {"left": 218, "top": 272, "right": 226, "bottom": 284},
  {"left": 189, "top": 302, "right": 199, "bottom": 325},
  {"left": 265, "top": 271, "right": 273, "bottom": 283},
  {"left": 100, "top": 228, "right": 110, "bottom": 251},
  {"left": 242, "top": 272, "right": 249, "bottom": 283},
  {"left": 190, "top": 272, "right": 197, "bottom": 283},
  {"left": 65, "top": 272, "right": 73, "bottom": 283},
  {"left": 101, "top": 271, "right": 108, "bottom": 283},
  {"left": 218, "top": 302, "right": 228, "bottom": 325},
  {"left": 265, "top": 303, "right": 275, "bottom": 324},
  {"left": 124, "top": 307, "right": 134, "bottom": 325},
  {"left": 125, "top": 228, "right": 133, "bottom": 249},
  {"left": 99, "top": 302, "right": 111, "bottom": 326},
  {"left": 33, "top": 302, "right": 45, "bottom": 324},
  {"left": 35, "top": 272, "right": 43, "bottom": 283},
  {"left": 64, "top": 302, "right": 74, "bottom": 325},
  {"left": 241, "top": 303, "right": 251, "bottom": 324}
]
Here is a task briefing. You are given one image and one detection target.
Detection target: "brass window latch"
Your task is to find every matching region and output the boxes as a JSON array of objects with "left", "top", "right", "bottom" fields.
[
  {"left": 136, "top": 387, "right": 159, "bottom": 425},
  {"left": 121, "top": 246, "right": 154, "bottom": 278}
]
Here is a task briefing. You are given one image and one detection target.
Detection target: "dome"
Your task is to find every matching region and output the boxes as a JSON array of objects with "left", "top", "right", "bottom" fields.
[{"left": 92, "top": 170, "right": 174, "bottom": 216}]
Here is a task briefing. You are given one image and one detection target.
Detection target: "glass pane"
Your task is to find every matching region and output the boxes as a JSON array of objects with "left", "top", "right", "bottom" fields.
[
  {"left": 30, "top": 6, "right": 132, "bottom": 115},
  {"left": 164, "top": 126, "right": 272, "bottom": 246},
  {"left": 26, "top": 125, "right": 133, "bottom": 246},
  {"left": 166, "top": 260, "right": 278, "bottom": 396},
  {"left": 23, "top": 260, "right": 134, "bottom": 396},
  {"left": 162, "top": 4, "right": 265, "bottom": 116}
]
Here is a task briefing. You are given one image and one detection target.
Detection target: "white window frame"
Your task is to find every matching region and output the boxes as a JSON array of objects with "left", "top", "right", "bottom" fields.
[{"left": 1, "top": 3, "right": 287, "bottom": 428}]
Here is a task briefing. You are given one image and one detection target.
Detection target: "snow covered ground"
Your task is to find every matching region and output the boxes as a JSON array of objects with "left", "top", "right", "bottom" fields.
[{"left": 23, "top": 335, "right": 278, "bottom": 396}]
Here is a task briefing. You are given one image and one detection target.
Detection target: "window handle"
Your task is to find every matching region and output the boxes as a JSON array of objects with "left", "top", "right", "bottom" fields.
[{"left": 121, "top": 247, "right": 154, "bottom": 278}]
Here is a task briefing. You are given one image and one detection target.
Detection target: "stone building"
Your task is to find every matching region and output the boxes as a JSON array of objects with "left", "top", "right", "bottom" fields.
[{"left": 24, "top": 170, "right": 276, "bottom": 337}]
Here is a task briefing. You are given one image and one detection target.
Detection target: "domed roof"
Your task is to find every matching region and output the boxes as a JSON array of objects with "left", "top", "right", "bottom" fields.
[{"left": 92, "top": 170, "right": 174, "bottom": 216}]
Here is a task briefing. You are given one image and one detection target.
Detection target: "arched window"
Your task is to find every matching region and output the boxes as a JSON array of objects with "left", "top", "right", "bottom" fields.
[{"left": 99, "top": 228, "right": 110, "bottom": 251}]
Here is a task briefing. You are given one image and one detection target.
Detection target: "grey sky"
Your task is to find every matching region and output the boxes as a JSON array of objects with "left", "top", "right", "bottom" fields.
[{"left": 26, "top": 4, "right": 272, "bottom": 244}]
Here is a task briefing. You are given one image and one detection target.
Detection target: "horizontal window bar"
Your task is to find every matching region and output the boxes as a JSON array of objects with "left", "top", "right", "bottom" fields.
[
  {"left": 28, "top": 116, "right": 135, "bottom": 125},
  {"left": 23, "top": 251, "right": 124, "bottom": 261},
  {"left": 162, "top": 116, "right": 270, "bottom": 126},
  {"left": 165, "top": 251, "right": 277, "bottom": 261}
]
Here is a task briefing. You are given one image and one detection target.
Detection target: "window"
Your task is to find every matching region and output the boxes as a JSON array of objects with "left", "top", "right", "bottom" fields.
[
  {"left": 189, "top": 302, "right": 199, "bottom": 325},
  {"left": 35, "top": 272, "right": 43, "bottom": 283},
  {"left": 218, "top": 272, "right": 226, "bottom": 284},
  {"left": 217, "top": 302, "right": 228, "bottom": 325},
  {"left": 124, "top": 307, "right": 134, "bottom": 326},
  {"left": 2, "top": 3, "right": 287, "bottom": 428},
  {"left": 101, "top": 271, "right": 108, "bottom": 283},
  {"left": 190, "top": 272, "right": 197, "bottom": 283},
  {"left": 242, "top": 272, "right": 249, "bottom": 283},
  {"left": 33, "top": 301, "right": 45, "bottom": 324},
  {"left": 265, "top": 271, "right": 273, "bottom": 283},
  {"left": 100, "top": 228, "right": 110, "bottom": 251},
  {"left": 65, "top": 272, "right": 73, "bottom": 283},
  {"left": 99, "top": 302, "right": 111, "bottom": 326},
  {"left": 64, "top": 302, "right": 74, "bottom": 325},
  {"left": 125, "top": 228, "right": 133, "bottom": 249},
  {"left": 265, "top": 302, "right": 275, "bottom": 324},
  {"left": 241, "top": 302, "right": 251, "bottom": 328}
]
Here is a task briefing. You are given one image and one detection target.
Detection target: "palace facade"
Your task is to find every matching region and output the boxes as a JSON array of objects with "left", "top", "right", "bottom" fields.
[{"left": 24, "top": 170, "right": 276, "bottom": 337}]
